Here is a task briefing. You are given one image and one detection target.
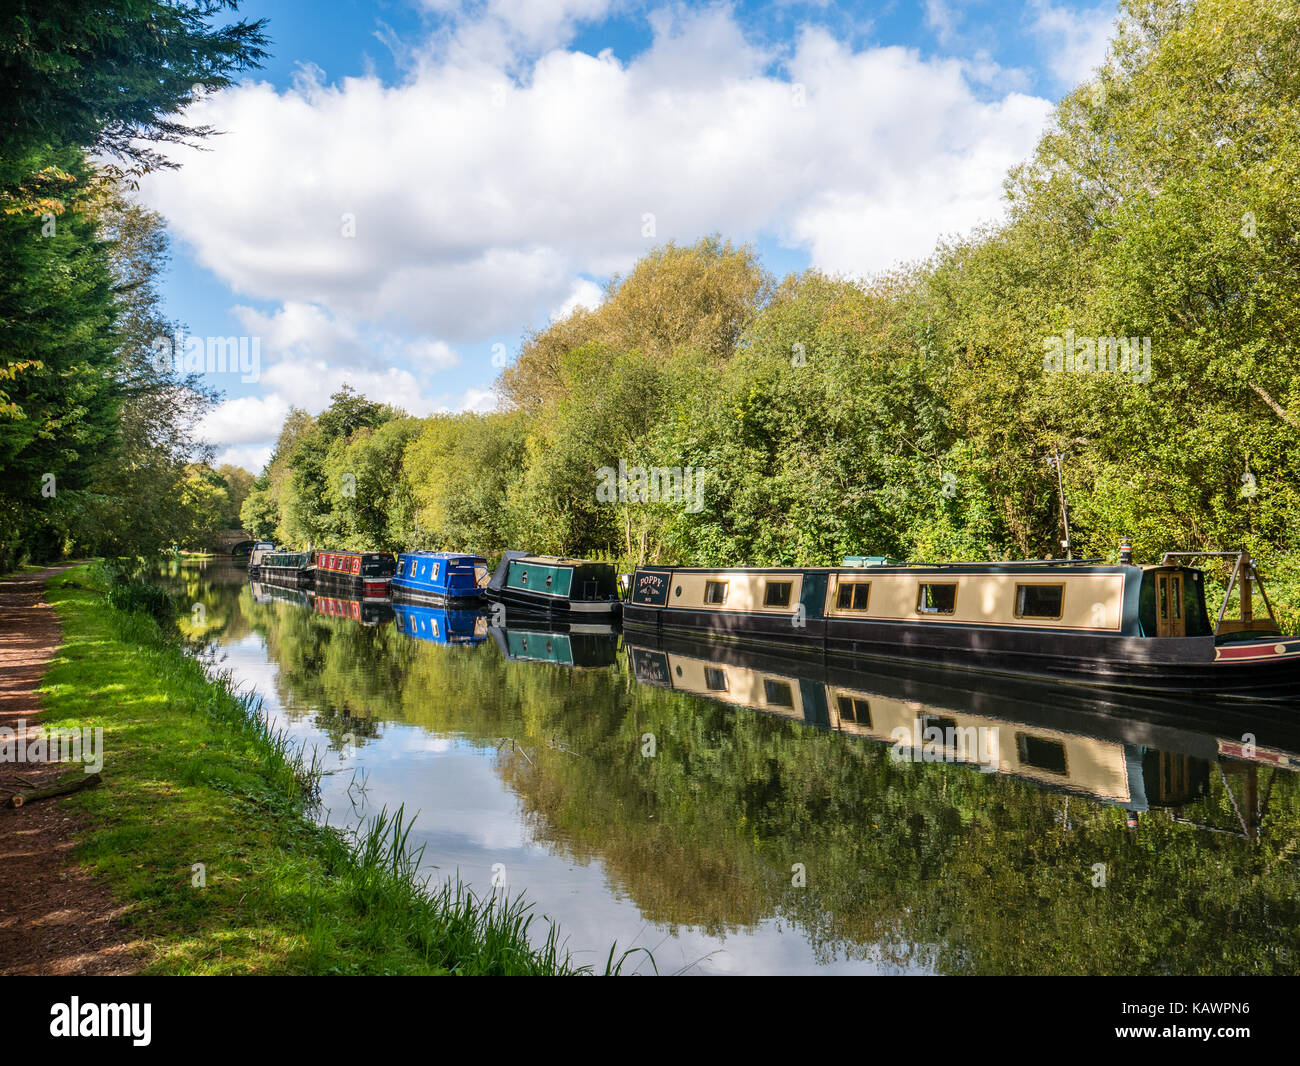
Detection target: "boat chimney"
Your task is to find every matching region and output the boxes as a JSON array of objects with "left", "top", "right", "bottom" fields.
[{"left": 1119, "top": 537, "right": 1133, "bottom": 565}]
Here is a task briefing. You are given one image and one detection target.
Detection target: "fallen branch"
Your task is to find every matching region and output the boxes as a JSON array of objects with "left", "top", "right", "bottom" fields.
[{"left": 5, "top": 772, "right": 102, "bottom": 809}]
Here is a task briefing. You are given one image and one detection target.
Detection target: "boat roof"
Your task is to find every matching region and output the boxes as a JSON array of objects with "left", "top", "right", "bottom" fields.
[
  {"left": 400, "top": 550, "right": 486, "bottom": 560},
  {"left": 317, "top": 548, "right": 393, "bottom": 557},
  {"left": 512, "top": 554, "right": 611, "bottom": 566},
  {"left": 634, "top": 561, "right": 1149, "bottom": 574}
]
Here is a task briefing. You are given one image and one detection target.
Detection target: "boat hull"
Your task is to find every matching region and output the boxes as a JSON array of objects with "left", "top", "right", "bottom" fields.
[{"left": 622, "top": 605, "right": 1300, "bottom": 700}]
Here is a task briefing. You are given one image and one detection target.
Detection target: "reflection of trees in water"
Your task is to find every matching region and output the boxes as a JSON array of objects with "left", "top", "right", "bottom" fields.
[{"left": 196, "top": 569, "right": 1300, "bottom": 973}]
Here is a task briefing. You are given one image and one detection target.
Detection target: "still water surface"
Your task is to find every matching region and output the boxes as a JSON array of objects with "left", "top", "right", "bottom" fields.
[{"left": 164, "top": 561, "right": 1300, "bottom": 975}]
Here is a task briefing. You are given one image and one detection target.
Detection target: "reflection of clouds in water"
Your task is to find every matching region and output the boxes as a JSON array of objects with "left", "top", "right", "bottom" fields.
[{"left": 191, "top": 568, "right": 896, "bottom": 975}]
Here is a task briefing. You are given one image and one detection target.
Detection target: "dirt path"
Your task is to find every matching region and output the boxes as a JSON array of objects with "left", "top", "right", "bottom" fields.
[{"left": 0, "top": 566, "right": 141, "bottom": 975}]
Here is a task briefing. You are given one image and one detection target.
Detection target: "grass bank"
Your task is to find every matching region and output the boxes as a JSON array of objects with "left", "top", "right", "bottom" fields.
[{"left": 39, "top": 563, "right": 602, "bottom": 974}]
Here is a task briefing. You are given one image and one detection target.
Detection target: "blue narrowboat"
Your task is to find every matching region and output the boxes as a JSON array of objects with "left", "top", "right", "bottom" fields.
[
  {"left": 392, "top": 602, "right": 488, "bottom": 646},
  {"left": 391, "top": 551, "right": 490, "bottom": 604}
]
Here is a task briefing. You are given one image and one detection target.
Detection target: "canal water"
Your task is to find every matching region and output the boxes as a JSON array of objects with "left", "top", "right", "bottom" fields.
[{"left": 163, "top": 561, "right": 1300, "bottom": 975}]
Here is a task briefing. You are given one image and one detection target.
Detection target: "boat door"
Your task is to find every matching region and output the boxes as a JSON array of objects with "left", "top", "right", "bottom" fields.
[{"left": 1155, "top": 570, "right": 1185, "bottom": 637}]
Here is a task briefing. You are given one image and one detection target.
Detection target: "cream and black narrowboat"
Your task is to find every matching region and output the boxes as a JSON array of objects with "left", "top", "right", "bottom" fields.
[
  {"left": 485, "top": 551, "right": 621, "bottom": 618},
  {"left": 623, "top": 548, "right": 1300, "bottom": 699}
]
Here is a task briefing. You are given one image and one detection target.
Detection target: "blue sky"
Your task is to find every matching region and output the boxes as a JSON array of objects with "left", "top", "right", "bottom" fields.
[{"left": 138, "top": 0, "right": 1120, "bottom": 472}]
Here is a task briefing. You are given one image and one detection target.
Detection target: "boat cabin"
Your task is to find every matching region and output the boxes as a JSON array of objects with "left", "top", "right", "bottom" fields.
[{"left": 391, "top": 551, "right": 489, "bottom": 604}]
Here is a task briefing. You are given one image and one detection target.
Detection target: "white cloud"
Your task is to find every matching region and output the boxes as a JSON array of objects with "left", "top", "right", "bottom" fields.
[
  {"left": 550, "top": 278, "right": 604, "bottom": 322},
  {"left": 925, "top": 0, "right": 961, "bottom": 48},
  {"left": 147, "top": 2, "right": 1071, "bottom": 465},
  {"left": 198, "top": 393, "right": 292, "bottom": 446},
  {"left": 142, "top": 8, "right": 1054, "bottom": 328},
  {"left": 455, "top": 386, "right": 500, "bottom": 413},
  {"left": 212, "top": 442, "right": 275, "bottom": 472},
  {"left": 1027, "top": 0, "right": 1117, "bottom": 88}
]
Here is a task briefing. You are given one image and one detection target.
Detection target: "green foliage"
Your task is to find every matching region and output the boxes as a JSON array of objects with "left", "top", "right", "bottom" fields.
[
  {"left": 0, "top": 1, "right": 269, "bottom": 565},
  {"left": 235, "top": 1, "right": 1299, "bottom": 621}
]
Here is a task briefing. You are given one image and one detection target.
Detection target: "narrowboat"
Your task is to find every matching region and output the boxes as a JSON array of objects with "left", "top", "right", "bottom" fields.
[
  {"left": 392, "top": 602, "right": 489, "bottom": 646},
  {"left": 246, "top": 541, "right": 276, "bottom": 576},
  {"left": 622, "top": 547, "right": 1300, "bottom": 699},
  {"left": 625, "top": 631, "right": 1300, "bottom": 826},
  {"left": 390, "top": 551, "right": 489, "bottom": 604},
  {"left": 312, "top": 550, "right": 396, "bottom": 599},
  {"left": 257, "top": 549, "right": 314, "bottom": 587},
  {"left": 485, "top": 551, "right": 622, "bottom": 618}
]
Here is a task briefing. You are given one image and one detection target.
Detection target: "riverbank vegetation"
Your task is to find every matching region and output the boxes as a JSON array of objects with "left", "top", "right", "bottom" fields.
[
  {"left": 40, "top": 563, "right": 595, "bottom": 974},
  {"left": 0, "top": 2, "right": 266, "bottom": 568},
  {"left": 239, "top": 0, "right": 1300, "bottom": 624}
]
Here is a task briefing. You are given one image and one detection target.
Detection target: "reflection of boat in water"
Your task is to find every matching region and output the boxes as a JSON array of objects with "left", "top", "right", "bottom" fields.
[
  {"left": 392, "top": 602, "right": 488, "bottom": 646},
  {"left": 251, "top": 577, "right": 312, "bottom": 609},
  {"left": 248, "top": 580, "right": 393, "bottom": 626},
  {"left": 489, "top": 615, "right": 619, "bottom": 668},
  {"left": 625, "top": 631, "right": 1300, "bottom": 830},
  {"left": 313, "top": 593, "right": 394, "bottom": 627}
]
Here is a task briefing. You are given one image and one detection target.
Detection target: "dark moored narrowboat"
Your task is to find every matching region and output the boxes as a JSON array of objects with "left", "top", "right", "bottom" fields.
[
  {"left": 485, "top": 551, "right": 621, "bottom": 619},
  {"left": 246, "top": 542, "right": 276, "bottom": 577},
  {"left": 391, "top": 551, "right": 489, "bottom": 605},
  {"left": 622, "top": 548, "right": 1300, "bottom": 700},
  {"left": 257, "top": 549, "right": 314, "bottom": 587},
  {"left": 392, "top": 602, "right": 488, "bottom": 646},
  {"left": 312, "top": 550, "right": 396, "bottom": 599}
]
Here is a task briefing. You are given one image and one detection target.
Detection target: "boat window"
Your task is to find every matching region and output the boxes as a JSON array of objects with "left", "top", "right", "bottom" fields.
[
  {"left": 432, "top": 562, "right": 440, "bottom": 580},
  {"left": 1015, "top": 583, "right": 1064, "bottom": 620},
  {"left": 704, "top": 580, "right": 728, "bottom": 604},
  {"left": 836, "top": 695, "right": 871, "bottom": 725},
  {"left": 763, "top": 679, "right": 794, "bottom": 707},
  {"left": 764, "top": 581, "right": 792, "bottom": 607},
  {"left": 1170, "top": 576, "right": 1181, "bottom": 619},
  {"left": 705, "top": 667, "right": 728, "bottom": 691},
  {"left": 836, "top": 582, "right": 870, "bottom": 611},
  {"left": 1016, "top": 733, "right": 1067, "bottom": 775},
  {"left": 917, "top": 583, "right": 957, "bottom": 615},
  {"left": 521, "top": 569, "right": 529, "bottom": 584},
  {"left": 546, "top": 574, "right": 554, "bottom": 587}
]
